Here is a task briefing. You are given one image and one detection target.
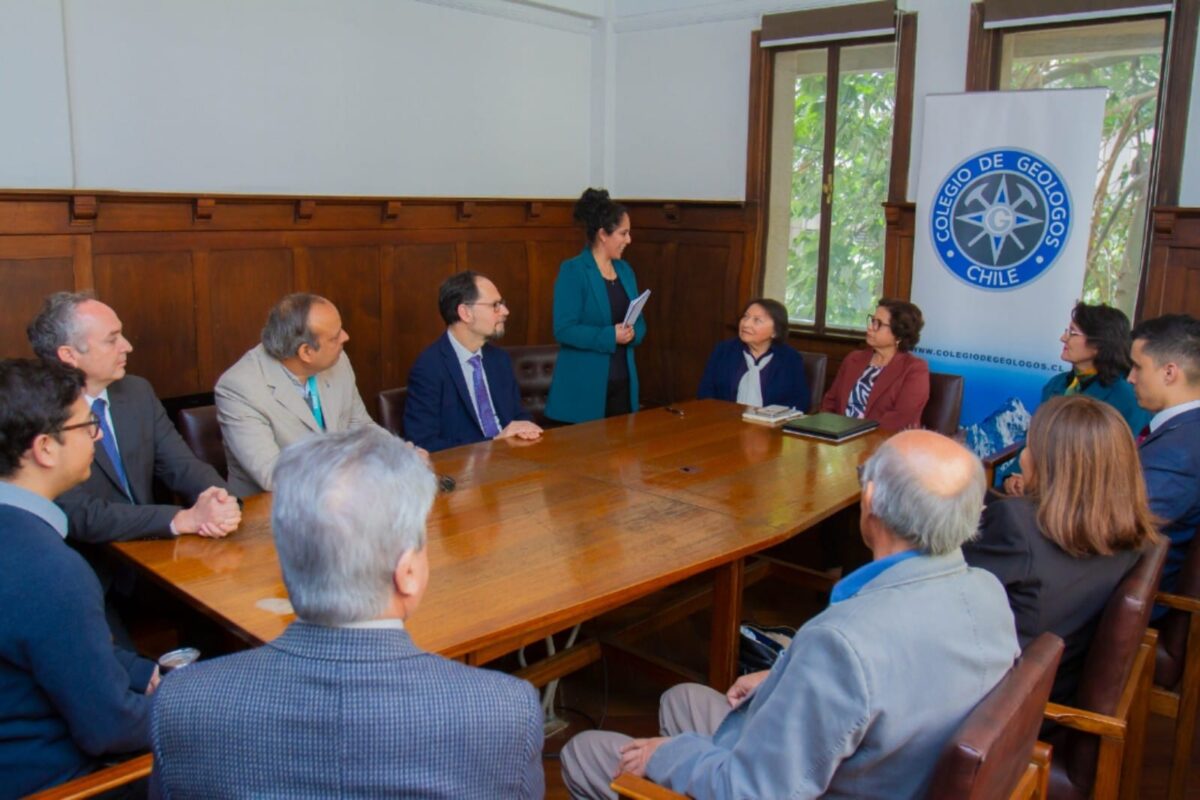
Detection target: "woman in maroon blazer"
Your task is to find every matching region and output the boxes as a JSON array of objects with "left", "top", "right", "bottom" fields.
[{"left": 821, "top": 298, "right": 930, "bottom": 430}]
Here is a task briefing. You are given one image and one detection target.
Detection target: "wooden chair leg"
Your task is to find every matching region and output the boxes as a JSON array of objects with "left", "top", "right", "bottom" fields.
[
  {"left": 1120, "top": 633, "right": 1157, "bottom": 799},
  {"left": 1166, "top": 613, "right": 1200, "bottom": 800}
]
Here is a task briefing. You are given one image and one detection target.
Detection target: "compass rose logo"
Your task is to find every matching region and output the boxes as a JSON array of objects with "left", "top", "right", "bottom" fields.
[{"left": 930, "top": 149, "right": 1071, "bottom": 291}]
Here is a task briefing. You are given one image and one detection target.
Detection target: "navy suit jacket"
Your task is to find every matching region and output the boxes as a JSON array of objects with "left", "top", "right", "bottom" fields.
[
  {"left": 55, "top": 375, "right": 228, "bottom": 542},
  {"left": 404, "top": 333, "right": 530, "bottom": 452},
  {"left": 0, "top": 505, "right": 151, "bottom": 799},
  {"left": 150, "top": 622, "right": 544, "bottom": 799},
  {"left": 696, "top": 338, "right": 810, "bottom": 411},
  {"left": 1140, "top": 406, "right": 1200, "bottom": 592}
]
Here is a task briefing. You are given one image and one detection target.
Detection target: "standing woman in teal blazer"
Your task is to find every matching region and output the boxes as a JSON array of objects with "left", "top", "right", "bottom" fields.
[{"left": 546, "top": 188, "right": 647, "bottom": 423}]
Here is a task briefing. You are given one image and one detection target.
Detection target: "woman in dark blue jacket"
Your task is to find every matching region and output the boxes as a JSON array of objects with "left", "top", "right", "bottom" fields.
[{"left": 696, "top": 298, "right": 809, "bottom": 410}]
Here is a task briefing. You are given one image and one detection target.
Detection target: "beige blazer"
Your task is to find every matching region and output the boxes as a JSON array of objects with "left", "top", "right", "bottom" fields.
[{"left": 215, "top": 344, "right": 376, "bottom": 497}]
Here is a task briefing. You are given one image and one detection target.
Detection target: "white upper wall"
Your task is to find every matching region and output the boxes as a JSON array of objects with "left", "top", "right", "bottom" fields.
[
  {"left": 0, "top": 0, "right": 74, "bottom": 187},
  {"left": 6, "top": 0, "right": 595, "bottom": 197},
  {"left": 3, "top": 0, "right": 1200, "bottom": 203}
]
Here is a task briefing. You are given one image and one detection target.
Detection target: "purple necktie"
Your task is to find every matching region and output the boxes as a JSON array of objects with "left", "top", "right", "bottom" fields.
[
  {"left": 1137, "top": 424, "right": 1150, "bottom": 445},
  {"left": 469, "top": 355, "right": 501, "bottom": 438}
]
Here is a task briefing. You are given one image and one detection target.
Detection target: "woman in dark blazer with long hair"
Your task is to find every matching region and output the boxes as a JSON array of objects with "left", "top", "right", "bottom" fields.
[
  {"left": 820, "top": 298, "right": 929, "bottom": 430},
  {"left": 963, "top": 395, "right": 1158, "bottom": 703},
  {"left": 545, "top": 188, "right": 646, "bottom": 424},
  {"left": 697, "top": 298, "right": 809, "bottom": 410}
]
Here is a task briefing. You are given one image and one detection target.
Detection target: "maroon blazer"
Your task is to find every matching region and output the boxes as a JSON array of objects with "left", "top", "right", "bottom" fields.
[{"left": 820, "top": 349, "right": 930, "bottom": 431}]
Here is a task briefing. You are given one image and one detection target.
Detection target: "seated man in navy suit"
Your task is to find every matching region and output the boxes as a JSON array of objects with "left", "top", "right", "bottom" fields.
[
  {"left": 405, "top": 271, "right": 543, "bottom": 452},
  {"left": 0, "top": 359, "right": 155, "bottom": 798},
  {"left": 1129, "top": 314, "right": 1200, "bottom": 594},
  {"left": 150, "top": 426, "right": 545, "bottom": 798}
]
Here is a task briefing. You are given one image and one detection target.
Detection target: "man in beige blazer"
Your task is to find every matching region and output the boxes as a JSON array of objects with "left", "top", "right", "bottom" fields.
[{"left": 215, "top": 293, "right": 378, "bottom": 497}]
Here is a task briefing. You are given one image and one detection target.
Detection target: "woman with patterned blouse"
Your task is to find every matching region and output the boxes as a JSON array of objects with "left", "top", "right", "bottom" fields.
[{"left": 820, "top": 298, "right": 930, "bottom": 431}]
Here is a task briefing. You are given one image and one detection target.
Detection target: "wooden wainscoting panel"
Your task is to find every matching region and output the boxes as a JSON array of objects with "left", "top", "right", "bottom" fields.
[
  {"left": 305, "top": 245, "right": 384, "bottom": 406},
  {"left": 625, "top": 238, "right": 677, "bottom": 407},
  {"left": 93, "top": 250, "right": 199, "bottom": 398},
  {"left": 464, "top": 241, "right": 532, "bottom": 345},
  {"left": 671, "top": 241, "right": 739, "bottom": 401},
  {"left": 0, "top": 193, "right": 755, "bottom": 411},
  {"left": 388, "top": 243, "right": 457, "bottom": 390},
  {"left": 0, "top": 256, "right": 76, "bottom": 359},
  {"left": 207, "top": 248, "right": 295, "bottom": 380},
  {"left": 527, "top": 239, "right": 581, "bottom": 345}
]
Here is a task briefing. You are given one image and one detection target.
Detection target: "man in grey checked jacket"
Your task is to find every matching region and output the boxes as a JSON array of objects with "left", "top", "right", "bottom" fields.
[{"left": 149, "top": 426, "right": 544, "bottom": 798}]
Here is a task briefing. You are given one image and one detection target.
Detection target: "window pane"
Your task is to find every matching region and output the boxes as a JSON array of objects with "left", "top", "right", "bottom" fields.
[
  {"left": 999, "top": 19, "right": 1165, "bottom": 316},
  {"left": 826, "top": 42, "right": 895, "bottom": 330}
]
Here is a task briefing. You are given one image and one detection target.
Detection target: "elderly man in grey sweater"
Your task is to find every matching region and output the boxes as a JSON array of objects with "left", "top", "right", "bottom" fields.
[{"left": 562, "top": 429, "right": 1019, "bottom": 800}]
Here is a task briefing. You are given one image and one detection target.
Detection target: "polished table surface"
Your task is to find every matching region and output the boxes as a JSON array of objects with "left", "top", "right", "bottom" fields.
[{"left": 113, "top": 399, "right": 885, "bottom": 684}]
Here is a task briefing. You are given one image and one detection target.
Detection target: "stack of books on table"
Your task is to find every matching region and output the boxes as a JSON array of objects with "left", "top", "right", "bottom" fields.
[{"left": 741, "top": 405, "right": 805, "bottom": 426}]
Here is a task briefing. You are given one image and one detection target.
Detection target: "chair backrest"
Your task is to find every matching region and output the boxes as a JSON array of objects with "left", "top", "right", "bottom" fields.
[
  {"left": 177, "top": 405, "right": 227, "bottom": 479},
  {"left": 505, "top": 344, "right": 558, "bottom": 426},
  {"left": 1154, "top": 524, "right": 1200, "bottom": 688},
  {"left": 922, "top": 372, "right": 964, "bottom": 436},
  {"left": 927, "top": 633, "right": 1064, "bottom": 800},
  {"left": 377, "top": 387, "right": 408, "bottom": 437},
  {"left": 796, "top": 350, "right": 828, "bottom": 413},
  {"left": 1060, "top": 536, "right": 1168, "bottom": 791}
]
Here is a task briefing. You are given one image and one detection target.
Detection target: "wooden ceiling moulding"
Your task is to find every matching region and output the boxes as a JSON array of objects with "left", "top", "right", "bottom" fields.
[
  {"left": 663, "top": 203, "right": 681, "bottom": 223},
  {"left": 70, "top": 195, "right": 98, "bottom": 225},
  {"left": 527, "top": 202, "right": 543, "bottom": 220},
  {"left": 458, "top": 201, "right": 476, "bottom": 222},
  {"left": 382, "top": 200, "right": 403, "bottom": 222},
  {"left": 295, "top": 199, "right": 316, "bottom": 222}
]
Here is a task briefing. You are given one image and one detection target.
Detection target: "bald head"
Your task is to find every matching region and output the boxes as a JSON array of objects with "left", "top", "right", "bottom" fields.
[{"left": 860, "top": 430, "right": 985, "bottom": 555}]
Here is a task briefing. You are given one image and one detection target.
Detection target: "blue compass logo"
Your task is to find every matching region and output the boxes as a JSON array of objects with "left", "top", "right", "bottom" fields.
[{"left": 930, "top": 149, "right": 1071, "bottom": 291}]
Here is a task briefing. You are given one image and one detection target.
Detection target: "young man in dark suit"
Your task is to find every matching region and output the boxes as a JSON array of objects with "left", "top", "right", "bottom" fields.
[
  {"left": 1129, "top": 313, "right": 1200, "bottom": 594},
  {"left": 405, "top": 271, "right": 542, "bottom": 452},
  {"left": 150, "top": 426, "right": 544, "bottom": 798},
  {"left": 0, "top": 359, "right": 155, "bottom": 798},
  {"left": 27, "top": 292, "right": 240, "bottom": 542}
]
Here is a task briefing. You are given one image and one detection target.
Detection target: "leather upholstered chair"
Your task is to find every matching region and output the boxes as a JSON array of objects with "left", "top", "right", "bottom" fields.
[
  {"left": 1149, "top": 525, "right": 1200, "bottom": 800},
  {"left": 796, "top": 350, "right": 827, "bottom": 413},
  {"left": 1042, "top": 537, "right": 1167, "bottom": 800},
  {"left": 927, "top": 633, "right": 1063, "bottom": 800},
  {"left": 922, "top": 372, "right": 964, "bottom": 436},
  {"left": 377, "top": 387, "right": 408, "bottom": 438},
  {"left": 177, "top": 405, "right": 227, "bottom": 479},
  {"left": 505, "top": 344, "right": 559, "bottom": 427}
]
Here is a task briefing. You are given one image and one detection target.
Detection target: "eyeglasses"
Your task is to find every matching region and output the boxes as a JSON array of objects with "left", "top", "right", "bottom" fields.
[
  {"left": 866, "top": 315, "right": 892, "bottom": 331},
  {"left": 469, "top": 299, "right": 508, "bottom": 312},
  {"left": 57, "top": 413, "right": 102, "bottom": 441},
  {"left": 1063, "top": 327, "right": 1085, "bottom": 339}
]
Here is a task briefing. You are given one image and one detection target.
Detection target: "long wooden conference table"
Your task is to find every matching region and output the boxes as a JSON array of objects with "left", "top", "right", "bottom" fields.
[{"left": 112, "top": 399, "right": 885, "bottom": 690}]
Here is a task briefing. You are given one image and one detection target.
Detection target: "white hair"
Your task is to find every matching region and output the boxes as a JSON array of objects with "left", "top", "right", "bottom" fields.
[{"left": 271, "top": 426, "right": 436, "bottom": 625}]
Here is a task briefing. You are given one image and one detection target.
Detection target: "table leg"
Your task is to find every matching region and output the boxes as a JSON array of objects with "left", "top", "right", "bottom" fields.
[{"left": 709, "top": 558, "right": 744, "bottom": 690}]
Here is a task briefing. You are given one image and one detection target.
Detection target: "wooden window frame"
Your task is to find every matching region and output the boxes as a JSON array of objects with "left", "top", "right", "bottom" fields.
[{"left": 745, "top": 14, "right": 918, "bottom": 339}]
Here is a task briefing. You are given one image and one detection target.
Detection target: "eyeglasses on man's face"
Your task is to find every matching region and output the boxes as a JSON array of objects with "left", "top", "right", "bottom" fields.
[
  {"left": 866, "top": 315, "right": 892, "bottom": 331},
  {"left": 469, "top": 299, "right": 508, "bottom": 312},
  {"left": 57, "top": 413, "right": 102, "bottom": 441}
]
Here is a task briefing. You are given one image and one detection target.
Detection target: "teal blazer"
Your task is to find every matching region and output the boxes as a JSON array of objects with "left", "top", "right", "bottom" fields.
[
  {"left": 1040, "top": 370, "right": 1149, "bottom": 432},
  {"left": 545, "top": 249, "right": 647, "bottom": 423}
]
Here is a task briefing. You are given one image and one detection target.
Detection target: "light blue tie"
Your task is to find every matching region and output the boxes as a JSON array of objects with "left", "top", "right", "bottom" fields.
[
  {"left": 305, "top": 376, "right": 326, "bottom": 431},
  {"left": 91, "top": 398, "right": 133, "bottom": 500}
]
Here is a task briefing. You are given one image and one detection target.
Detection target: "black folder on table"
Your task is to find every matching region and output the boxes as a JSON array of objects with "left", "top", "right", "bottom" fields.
[{"left": 782, "top": 412, "right": 879, "bottom": 442}]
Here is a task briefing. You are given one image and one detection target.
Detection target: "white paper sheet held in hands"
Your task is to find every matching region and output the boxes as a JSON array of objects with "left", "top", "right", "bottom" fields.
[{"left": 623, "top": 289, "right": 651, "bottom": 328}]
